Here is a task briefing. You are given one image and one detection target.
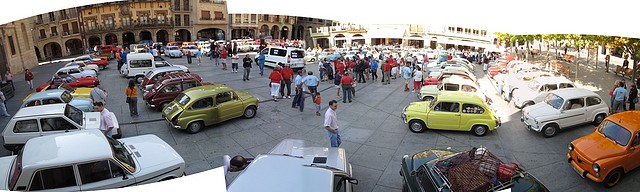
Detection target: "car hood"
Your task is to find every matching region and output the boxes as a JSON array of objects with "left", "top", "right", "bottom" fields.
[
  {"left": 121, "top": 135, "right": 184, "bottom": 170},
  {"left": 172, "top": 65, "right": 188, "bottom": 70},
  {"left": 166, "top": 50, "right": 181, "bottom": 53},
  {"left": 0, "top": 156, "right": 15, "bottom": 190},
  {"left": 237, "top": 91, "right": 255, "bottom": 101},
  {"left": 573, "top": 132, "right": 627, "bottom": 163},
  {"left": 163, "top": 102, "right": 184, "bottom": 120},
  {"left": 69, "top": 98, "right": 94, "bottom": 111},
  {"left": 406, "top": 101, "right": 431, "bottom": 112},
  {"left": 523, "top": 103, "right": 558, "bottom": 118},
  {"left": 80, "top": 70, "right": 96, "bottom": 77}
]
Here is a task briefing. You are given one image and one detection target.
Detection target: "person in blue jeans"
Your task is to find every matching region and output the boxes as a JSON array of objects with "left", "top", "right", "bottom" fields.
[
  {"left": 257, "top": 52, "right": 266, "bottom": 76},
  {"left": 324, "top": 100, "right": 341, "bottom": 147},
  {"left": 612, "top": 81, "right": 628, "bottom": 113},
  {"left": 292, "top": 70, "right": 305, "bottom": 112},
  {"left": 303, "top": 71, "right": 320, "bottom": 101}
]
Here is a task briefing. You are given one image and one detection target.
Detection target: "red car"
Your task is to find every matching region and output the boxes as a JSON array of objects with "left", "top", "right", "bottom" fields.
[
  {"left": 423, "top": 72, "right": 477, "bottom": 86},
  {"left": 489, "top": 61, "right": 509, "bottom": 78},
  {"left": 98, "top": 44, "right": 122, "bottom": 54},
  {"left": 143, "top": 73, "right": 208, "bottom": 110},
  {"left": 35, "top": 76, "right": 98, "bottom": 92}
]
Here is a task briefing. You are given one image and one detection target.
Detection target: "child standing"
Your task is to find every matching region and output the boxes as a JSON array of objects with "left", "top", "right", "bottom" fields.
[
  {"left": 314, "top": 92, "right": 322, "bottom": 116},
  {"left": 221, "top": 48, "right": 228, "bottom": 70},
  {"left": 231, "top": 54, "right": 240, "bottom": 73}
]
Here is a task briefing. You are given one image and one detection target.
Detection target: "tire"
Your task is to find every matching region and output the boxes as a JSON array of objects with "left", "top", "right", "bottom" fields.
[
  {"left": 408, "top": 120, "right": 426, "bottom": 133},
  {"left": 98, "top": 65, "right": 106, "bottom": 70},
  {"left": 603, "top": 168, "right": 623, "bottom": 188},
  {"left": 136, "top": 76, "right": 144, "bottom": 84},
  {"left": 472, "top": 125, "right": 488, "bottom": 136},
  {"left": 186, "top": 121, "right": 204, "bottom": 134},
  {"left": 310, "top": 58, "right": 316, "bottom": 62},
  {"left": 402, "top": 183, "right": 409, "bottom": 192},
  {"left": 422, "top": 96, "right": 434, "bottom": 101},
  {"left": 243, "top": 106, "right": 257, "bottom": 119},
  {"left": 593, "top": 113, "right": 606, "bottom": 125},
  {"left": 159, "top": 176, "right": 176, "bottom": 182},
  {"left": 542, "top": 124, "right": 558, "bottom": 138}
]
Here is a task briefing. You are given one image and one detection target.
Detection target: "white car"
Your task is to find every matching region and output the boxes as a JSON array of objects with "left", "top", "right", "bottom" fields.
[
  {"left": 181, "top": 45, "right": 199, "bottom": 56},
  {"left": 131, "top": 44, "right": 146, "bottom": 53},
  {"left": 228, "top": 139, "right": 358, "bottom": 192},
  {"left": 502, "top": 71, "right": 554, "bottom": 101},
  {"left": 521, "top": 88, "right": 609, "bottom": 137},
  {"left": 164, "top": 46, "right": 183, "bottom": 58},
  {"left": 0, "top": 129, "right": 185, "bottom": 191},
  {"left": 64, "top": 62, "right": 99, "bottom": 73},
  {"left": 56, "top": 65, "right": 97, "bottom": 79},
  {"left": 305, "top": 51, "right": 318, "bottom": 63},
  {"left": 511, "top": 76, "right": 576, "bottom": 109},
  {"left": 2, "top": 104, "right": 121, "bottom": 152},
  {"left": 121, "top": 53, "right": 188, "bottom": 83},
  {"left": 419, "top": 76, "right": 488, "bottom": 102}
]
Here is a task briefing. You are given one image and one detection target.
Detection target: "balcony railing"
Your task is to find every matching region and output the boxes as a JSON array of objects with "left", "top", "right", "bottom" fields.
[
  {"left": 214, "top": 17, "right": 224, "bottom": 21},
  {"left": 175, "top": 20, "right": 192, "bottom": 27},
  {"left": 39, "top": 35, "right": 46, "bottom": 39},
  {"left": 201, "top": 17, "right": 212, "bottom": 20},
  {"left": 200, "top": 0, "right": 225, "bottom": 4},
  {"left": 171, "top": 5, "right": 192, "bottom": 12},
  {"left": 50, "top": 33, "right": 58, "bottom": 37}
]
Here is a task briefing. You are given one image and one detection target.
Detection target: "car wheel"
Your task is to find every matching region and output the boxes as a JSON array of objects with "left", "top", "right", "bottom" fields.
[
  {"left": 186, "top": 121, "right": 204, "bottom": 134},
  {"left": 593, "top": 114, "right": 606, "bottom": 125},
  {"left": 603, "top": 168, "right": 623, "bottom": 188},
  {"left": 408, "top": 120, "right": 426, "bottom": 133},
  {"left": 136, "top": 76, "right": 144, "bottom": 84},
  {"left": 243, "top": 106, "right": 257, "bottom": 119},
  {"left": 472, "top": 125, "right": 488, "bottom": 136},
  {"left": 310, "top": 58, "right": 316, "bottom": 62},
  {"left": 542, "top": 124, "right": 558, "bottom": 138},
  {"left": 98, "top": 65, "right": 106, "bottom": 70}
]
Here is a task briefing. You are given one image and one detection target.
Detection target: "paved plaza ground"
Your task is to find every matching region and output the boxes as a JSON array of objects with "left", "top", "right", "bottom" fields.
[{"left": 1, "top": 49, "right": 639, "bottom": 191}]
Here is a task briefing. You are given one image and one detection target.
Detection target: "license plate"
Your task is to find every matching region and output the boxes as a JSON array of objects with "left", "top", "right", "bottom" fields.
[{"left": 571, "top": 164, "right": 584, "bottom": 178}]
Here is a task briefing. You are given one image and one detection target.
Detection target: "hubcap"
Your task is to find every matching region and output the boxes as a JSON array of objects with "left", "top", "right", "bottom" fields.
[
  {"left": 608, "top": 173, "right": 620, "bottom": 186},
  {"left": 545, "top": 127, "right": 556, "bottom": 136},
  {"left": 190, "top": 123, "right": 201, "bottom": 132},
  {"left": 596, "top": 115, "right": 604, "bottom": 124},
  {"left": 475, "top": 126, "right": 486, "bottom": 135},
  {"left": 410, "top": 122, "right": 422, "bottom": 132},
  {"left": 245, "top": 108, "right": 255, "bottom": 117}
]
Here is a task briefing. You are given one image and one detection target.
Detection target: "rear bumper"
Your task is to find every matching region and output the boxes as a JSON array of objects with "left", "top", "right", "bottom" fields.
[{"left": 163, "top": 115, "right": 182, "bottom": 129}]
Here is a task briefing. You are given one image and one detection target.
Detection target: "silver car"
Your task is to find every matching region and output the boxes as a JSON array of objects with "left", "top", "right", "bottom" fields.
[
  {"left": 164, "top": 46, "right": 183, "bottom": 58},
  {"left": 22, "top": 89, "right": 94, "bottom": 112}
]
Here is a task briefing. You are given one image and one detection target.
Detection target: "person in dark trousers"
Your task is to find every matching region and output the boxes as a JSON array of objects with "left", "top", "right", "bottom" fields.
[
  {"left": 242, "top": 54, "right": 252, "bottom": 81},
  {"left": 25, "top": 69, "right": 34, "bottom": 90},
  {"left": 292, "top": 70, "right": 305, "bottom": 111},
  {"left": 341, "top": 70, "right": 354, "bottom": 103},
  {"left": 280, "top": 63, "right": 294, "bottom": 98},
  {"left": 629, "top": 84, "right": 638, "bottom": 110},
  {"left": 125, "top": 80, "right": 139, "bottom": 117},
  {"left": 186, "top": 50, "right": 193, "bottom": 64},
  {"left": 370, "top": 59, "right": 378, "bottom": 81}
]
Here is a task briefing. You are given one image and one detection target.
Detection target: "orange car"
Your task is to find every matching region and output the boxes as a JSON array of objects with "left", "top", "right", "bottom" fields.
[{"left": 567, "top": 111, "right": 640, "bottom": 188}]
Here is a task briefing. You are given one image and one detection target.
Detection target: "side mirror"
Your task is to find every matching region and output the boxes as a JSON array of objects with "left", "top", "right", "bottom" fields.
[{"left": 348, "top": 178, "right": 359, "bottom": 185}]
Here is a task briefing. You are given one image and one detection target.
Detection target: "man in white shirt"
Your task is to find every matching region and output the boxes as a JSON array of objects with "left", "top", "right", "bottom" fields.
[
  {"left": 324, "top": 100, "right": 341, "bottom": 147},
  {"left": 93, "top": 102, "right": 114, "bottom": 137}
]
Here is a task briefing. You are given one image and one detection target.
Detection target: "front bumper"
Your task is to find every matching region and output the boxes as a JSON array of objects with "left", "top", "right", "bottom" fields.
[
  {"left": 567, "top": 152, "right": 602, "bottom": 182},
  {"left": 521, "top": 114, "right": 541, "bottom": 132}
]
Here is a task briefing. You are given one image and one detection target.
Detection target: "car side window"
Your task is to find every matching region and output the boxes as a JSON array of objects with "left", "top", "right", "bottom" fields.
[
  {"left": 40, "top": 117, "right": 78, "bottom": 132},
  {"left": 560, "top": 83, "right": 574, "bottom": 88},
  {"left": 216, "top": 92, "right": 233, "bottom": 104},
  {"left": 564, "top": 98, "right": 585, "bottom": 110},
  {"left": 461, "top": 85, "right": 477, "bottom": 92},
  {"left": 434, "top": 102, "right": 459, "bottom": 113},
  {"left": 78, "top": 160, "right": 125, "bottom": 184},
  {"left": 13, "top": 119, "right": 39, "bottom": 133},
  {"left": 191, "top": 97, "right": 213, "bottom": 110},
  {"left": 28, "top": 166, "right": 77, "bottom": 190},
  {"left": 462, "top": 104, "right": 485, "bottom": 114},
  {"left": 261, "top": 49, "right": 269, "bottom": 55},
  {"left": 26, "top": 100, "right": 43, "bottom": 106},
  {"left": 544, "top": 84, "right": 558, "bottom": 91},
  {"left": 162, "top": 84, "right": 181, "bottom": 93},
  {"left": 586, "top": 96, "right": 602, "bottom": 106},
  {"left": 631, "top": 133, "right": 640, "bottom": 147},
  {"left": 183, "top": 81, "right": 199, "bottom": 90},
  {"left": 444, "top": 83, "right": 459, "bottom": 91}
]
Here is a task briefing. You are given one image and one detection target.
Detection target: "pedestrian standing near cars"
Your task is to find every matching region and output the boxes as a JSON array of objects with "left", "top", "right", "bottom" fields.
[
  {"left": 0, "top": 90, "right": 8, "bottom": 117},
  {"left": 370, "top": 59, "right": 378, "bottom": 81},
  {"left": 341, "top": 70, "right": 354, "bottom": 103},
  {"left": 383, "top": 59, "right": 392, "bottom": 85},
  {"left": 629, "top": 84, "right": 638, "bottom": 110},
  {"left": 4, "top": 70, "right": 14, "bottom": 90},
  {"left": 242, "top": 54, "right": 252, "bottom": 81},
  {"left": 90, "top": 81, "right": 108, "bottom": 104},
  {"left": 314, "top": 92, "right": 322, "bottom": 116},
  {"left": 605, "top": 54, "right": 611, "bottom": 72},
  {"left": 612, "top": 81, "right": 628, "bottom": 114},
  {"left": 125, "top": 80, "right": 139, "bottom": 117},
  {"left": 221, "top": 48, "right": 228, "bottom": 70},
  {"left": 25, "top": 69, "right": 34, "bottom": 90},
  {"left": 116, "top": 50, "right": 123, "bottom": 71},
  {"left": 231, "top": 54, "right": 240, "bottom": 73},
  {"left": 257, "top": 51, "right": 266, "bottom": 76},
  {"left": 334, "top": 71, "right": 342, "bottom": 99},
  {"left": 413, "top": 65, "right": 423, "bottom": 92},
  {"left": 212, "top": 46, "right": 220, "bottom": 65},
  {"left": 196, "top": 48, "right": 202, "bottom": 65},
  {"left": 483, "top": 60, "right": 489, "bottom": 73},
  {"left": 319, "top": 59, "right": 326, "bottom": 81},
  {"left": 292, "top": 70, "right": 305, "bottom": 112},
  {"left": 324, "top": 100, "right": 341, "bottom": 147},
  {"left": 280, "top": 64, "right": 294, "bottom": 98},
  {"left": 186, "top": 49, "right": 193, "bottom": 64},
  {"left": 304, "top": 71, "right": 320, "bottom": 101},
  {"left": 402, "top": 64, "right": 411, "bottom": 92},
  {"left": 93, "top": 101, "right": 114, "bottom": 137},
  {"left": 269, "top": 66, "right": 282, "bottom": 102}
]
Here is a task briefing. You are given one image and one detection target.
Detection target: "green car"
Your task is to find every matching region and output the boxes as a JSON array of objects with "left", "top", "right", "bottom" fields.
[
  {"left": 162, "top": 84, "right": 259, "bottom": 133},
  {"left": 400, "top": 148, "right": 549, "bottom": 192}
]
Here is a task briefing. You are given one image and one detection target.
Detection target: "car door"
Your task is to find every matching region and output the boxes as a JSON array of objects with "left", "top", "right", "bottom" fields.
[
  {"left": 215, "top": 91, "right": 243, "bottom": 121},
  {"left": 626, "top": 132, "right": 640, "bottom": 171},
  {"left": 156, "top": 83, "right": 182, "bottom": 104},
  {"left": 39, "top": 117, "right": 80, "bottom": 137},
  {"left": 27, "top": 166, "right": 80, "bottom": 191},
  {"left": 427, "top": 101, "right": 461, "bottom": 130},
  {"left": 187, "top": 97, "right": 216, "bottom": 125},
  {"left": 559, "top": 98, "right": 586, "bottom": 127},
  {"left": 460, "top": 103, "right": 487, "bottom": 131},
  {"left": 585, "top": 96, "right": 605, "bottom": 120},
  {"left": 77, "top": 160, "right": 135, "bottom": 190}
]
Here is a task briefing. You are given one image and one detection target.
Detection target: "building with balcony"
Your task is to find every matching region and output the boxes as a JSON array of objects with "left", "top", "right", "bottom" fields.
[
  {"left": 229, "top": 14, "right": 259, "bottom": 40},
  {"left": 33, "top": 8, "right": 83, "bottom": 59},
  {"left": 0, "top": 18, "right": 39, "bottom": 74},
  {"left": 293, "top": 17, "right": 333, "bottom": 49},
  {"left": 193, "top": 0, "right": 228, "bottom": 41},
  {"left": 254, "top": 14, "right": 296, "bottom": 40}
]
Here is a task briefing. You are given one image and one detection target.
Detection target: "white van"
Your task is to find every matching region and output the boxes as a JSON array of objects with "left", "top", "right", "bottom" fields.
[
  {"left": 120, "top": 53, "right": 156, "bottom": 82},
  {"left": 254, "top": 47, "right": 306, "bottom": 69}
]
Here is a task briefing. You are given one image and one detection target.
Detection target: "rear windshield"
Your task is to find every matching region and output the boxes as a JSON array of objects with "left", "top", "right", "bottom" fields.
[
  {"left": 175, "top": 93, "right": 191, "bottom": 106},
  {"left": 130, "top": 60, "right": 153, "bottom": 68},
  {"left": 269, "top": 48, "right": 287, "bottom": 57},
  {"left": 291, "top": 50, "right": 304, "bottom": 58}
]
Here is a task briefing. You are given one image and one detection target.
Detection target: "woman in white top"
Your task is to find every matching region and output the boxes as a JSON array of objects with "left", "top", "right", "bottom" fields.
[{"left": 413, "top": 66, "right": 423, "bottom": 92}]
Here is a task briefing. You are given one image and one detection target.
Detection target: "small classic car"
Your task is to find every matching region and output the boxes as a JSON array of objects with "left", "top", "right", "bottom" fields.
[
  {"left": 521, "top": 88, "right": 609, "bottom": 137},
  {"left": 163, "top": 84, "right": 259, "bottom": 133},
  {"left": 2, "top": 104, "right": 121, "bottom": 152},
  {"left": 502, "top": 71, "right": 554, "bottom": 102},
  {"left": 22, "top": 89, "right": 94, "bottom": 112},
  {"left": 401, "top": 147, "right": 549, "bottom": 192},
  {"left": 511, "top": 76, "right": 576, "bottom": 109},
  {"left": 419, "top": 76, "right": 487, "bottom": 102},
  {"left": 35, "top": 75, "right": 97, "bottom": 92},
  {"left": 568, "top": 110, "right": 640, "bottom": 188},
  {"left": 0, "top": 129, "right": 185, "bottom": 191},
  {"left": 71, "top": 54, "right": 109, "bottom": 70},
  {"left": 144, "top": 73, "right": 208, "bottom": 110},
  {"left": 140, "top": 66, "right": 190, "bottom": 90},
  {"left": 64, "top": 62, "right": 99, "bottom": 73},
  {"left": 163, "top": 46, "right": 183, "bottom": 58},
  {"left": 402, "top": 92, "right": 500, "bottom": 136},
  {"left": 56, "top": 65, "right": 97, "bottom": 79}
]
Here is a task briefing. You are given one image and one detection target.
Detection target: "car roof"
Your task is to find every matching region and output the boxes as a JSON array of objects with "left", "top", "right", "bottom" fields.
[
  {"left": 183, "top": 84, "right": 231, "bottom": 98},
  {"left": 441, "top": 76, "right": 475, "bottom": 85},
  {"left": 22, "top": 129, "right": 112, "bottom": 169},
  {"left": 533, "top": 76, "right": 573, "bottom": 83},
  {"left": 57, "top": 65, "right": 80, "bottom": 71},
  {"left": 24, "top": 89, "right": 66, "bottom": 101},
  {"left": 551, "top": 88, "right": 598, "bottom": 99},
  {"left": 606, "top": 111, "right": 640, "bottom": 132},
  {"left": 127, "top": 53, "right": 154, "bottom": 60},
  {"left": 158, "top": 73, "right": 201, "bottom": 84},
  {"left": 150, "top": 66, "right": 184, "bottom": 74},
  {"left": 437, "top": 92, "right": 484, "bottom": 104},
  {"left": 14, "top": 103, "right": 67, "bottom": 118}
]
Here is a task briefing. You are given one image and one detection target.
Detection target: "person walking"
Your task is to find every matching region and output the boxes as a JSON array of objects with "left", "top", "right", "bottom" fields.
[
  {"left": 629, "top": 84, "right": 638, "bottom": 110},
  {"left": 25, "top": 69, "right": 34, "bottom": 90},
  {"left": 0, "top": 91, "right": 9, "bottom": 117},
  {"left": 383, "top": 60, "right": 392, "bottom": 85},
  {"left": 370, "top": 59, "right": 378, "bottom": 81},
  {"left": 318, "top": 59, "right": 326, "bottom": 81},
  {"left": 304, "top": 71, "right": 320, "bottom": 101},
  {"left": 116, "top": 50, "right": 123, "bottom": 71},
  {"left": 413, "top": 65, "right": 423, "bottom": 92},
  {"left": 334, "top": 72, "right": 342, "bottom": 99},
  {"left": 186, "top": 49, "right": 193, "bottom": 64},
  {"left": 269, "top": 66, "right": 282, "bottom": 102},
  {"left": 231, "top": 54, "right": 240, "bottom": 73},
  {"left": 242, "top": 54, "right": 252, "bottom": 81},
  {"left": 257, "top": 51, "right": 266, "bottom": 76},
  {"left": 212, "top": 46, "right": 221, "bottom": 66},
  {"left": 4, "top": 70, "right": 14, "bottom": 90},
  {"left": 292, "top": 70, "right": 305, "bottom": 112},
  {"left": 314, "top": 92, "right": 322, "bottom": 116},
  {"left": 93, "top": 101, "right": 115, "bottom": 137},
  {"left": 90, "top": 81, "right": 108, "bottom": 104},
  {"left": 341, "top": 70, "right": 354, "bottom": 103},
  {"left": 605, "top": 54, "right": 611, "bottom": 72},
  {"left": 221, "top": 48, "right": 228, "bottom": 70},
  {"left": 612, "top": 81, "right": 628, "bottom": 114},
  {"left": 402, "top": 64, "right": 411, "bottom": 92},
  {"left": 324, "top": 100, "right": 341, "bottom": 147},
  {"left": 196, "top": 48, "right": 202, "bottom": 65},
  {"left": 280, "top": 64, "right": 294, "bottom": 98},
  {"left": 125, "top": 80, "right": 139, "bottom": 117}
]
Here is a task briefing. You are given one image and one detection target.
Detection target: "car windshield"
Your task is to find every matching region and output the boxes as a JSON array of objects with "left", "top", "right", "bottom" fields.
[
  {"left": 8, "top": 150, "right": 23, "bottom": 190},
  {"left": 598, "top": 120, "right": 631, "bottom": 146},
  {"left": 106, "top": 136, "right": 137, "bottom": 172},
  {"left": 544, "top": 93, "right": 564, "bottom": 110},
  {"left": 63, "top": 75, "right": 77, "bottom": 83},
  {"left": 60, "top": 91, "right": 73, "bottom": 103},
  {"left": 168, "top": 46, "right": 179, "bottom": 50},
  {"left": 175, "top": 93, "right": 191, "bottom": 106},
  {"left": 64, "top": 104, "right": 83, "bottom": 126}
]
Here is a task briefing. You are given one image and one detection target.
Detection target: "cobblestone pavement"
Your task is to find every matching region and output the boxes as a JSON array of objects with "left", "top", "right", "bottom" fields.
[{"left": 1, "top": 50, "right": 638, "bottom": 192}]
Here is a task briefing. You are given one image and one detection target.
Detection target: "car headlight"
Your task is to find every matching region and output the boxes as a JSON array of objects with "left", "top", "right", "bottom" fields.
[
  {"left": 568, "top": 143, "right": 574, "bottom": 151},
  {"left": 593, "top": 164, "right": 600, "bottom": 173}
]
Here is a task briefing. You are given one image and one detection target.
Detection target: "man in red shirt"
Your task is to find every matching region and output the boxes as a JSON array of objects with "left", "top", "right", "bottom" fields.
[
  {"left": 269, "top": 66, "right": 283, "bottom": 101},
  {"left": 280, "top": 63, "right": 294, "bottom": 98},
  {"left": 383, "top": 60, "right": 392, "bottom": 85},
  {"left": 447, "top": 53, "right": 453, "bottom": 61},
  {"left": 340, "top": 70, "right": 354, "bottom": 103},
  {"left": 388, "top": 55, "right": 398, "bottom": 79},
  {"left": 335, "top": 59, "right": 345, "bottom": 75}
]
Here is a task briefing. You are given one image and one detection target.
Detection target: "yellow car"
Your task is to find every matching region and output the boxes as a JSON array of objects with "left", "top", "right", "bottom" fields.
[{"left": 401, "top": 92, "right": 500, "bottom": 136}]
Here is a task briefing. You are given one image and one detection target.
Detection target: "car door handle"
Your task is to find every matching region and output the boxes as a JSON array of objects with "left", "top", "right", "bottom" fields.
[{"left": 455, "top": 114, "right": 461, "bottom": 116}]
